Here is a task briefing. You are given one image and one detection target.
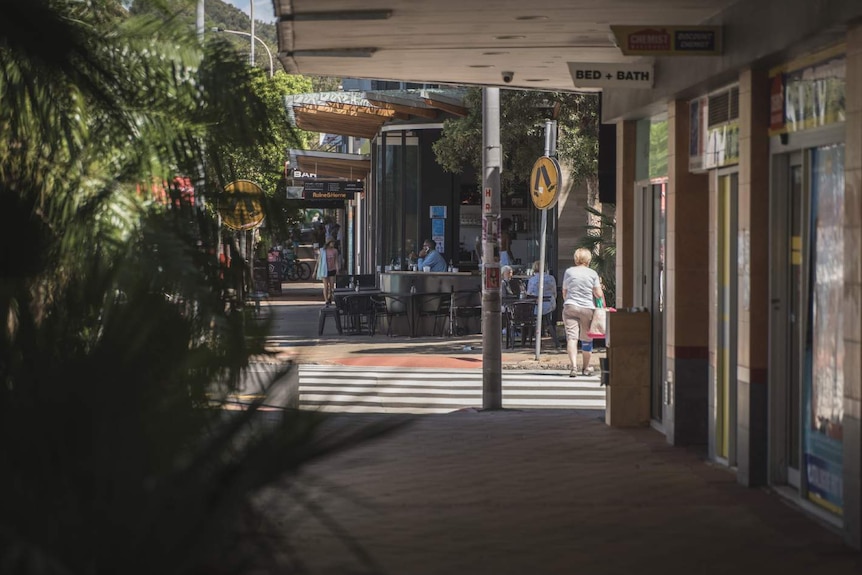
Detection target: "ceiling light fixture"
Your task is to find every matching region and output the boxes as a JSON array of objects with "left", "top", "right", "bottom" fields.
[
  {"left": 280, "top": 10, "right": 393, "bottom": 22},
  {"left": 290, "top": 48, "right": 378, "bottom": 58}
]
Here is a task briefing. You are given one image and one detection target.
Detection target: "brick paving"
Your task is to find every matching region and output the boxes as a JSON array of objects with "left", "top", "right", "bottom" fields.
[{"left": 254, "top": 282, "right": 862, "bottom": 573}]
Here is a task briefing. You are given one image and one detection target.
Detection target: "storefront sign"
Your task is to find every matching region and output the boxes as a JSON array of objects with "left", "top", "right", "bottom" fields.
[
  {"left": 611, "top": 25, "right": 722, "bottom": 56},
  {"left": 568, "top": 62, "right": 654, "bottom": 89},
  {"left": 302, "top": 180, "right": 363, "bottom": 200}
]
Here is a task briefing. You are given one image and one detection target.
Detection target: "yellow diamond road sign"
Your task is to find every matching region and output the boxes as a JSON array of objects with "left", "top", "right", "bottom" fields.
[
  {"left": 220, "top": 179, "right": 265, "bottom": 230},
  {"left": 530, "top": 156, "right": 561, "bottom": 210}
]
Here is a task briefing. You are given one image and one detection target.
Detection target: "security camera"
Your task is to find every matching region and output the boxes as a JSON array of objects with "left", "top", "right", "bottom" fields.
[{"left": 502, "top": 71, "right": 514, "bottom": 83}]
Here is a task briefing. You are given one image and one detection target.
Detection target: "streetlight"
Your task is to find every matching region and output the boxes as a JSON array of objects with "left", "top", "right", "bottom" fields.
[{"left": 212, "top": 27, "right": 274, "bottom": 78}]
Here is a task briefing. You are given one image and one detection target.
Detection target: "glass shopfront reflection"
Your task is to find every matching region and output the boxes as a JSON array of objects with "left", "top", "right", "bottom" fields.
[{"left": 376, "top": 130, "right": 419, "bottom": 269}]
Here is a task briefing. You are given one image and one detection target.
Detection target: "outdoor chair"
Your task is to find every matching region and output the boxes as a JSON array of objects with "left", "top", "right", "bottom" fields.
[
  {"left": 378, "top": 293, "right": 411, "bottom": 337},
  {"left": 417, "top": 292, "right": 451, "bottom": 337},
  {"left": 507, "top": 301, "right": 536, "bottom": 348},
  {"left": 342, "top": 294, "right": 377, "bottom": 335}
]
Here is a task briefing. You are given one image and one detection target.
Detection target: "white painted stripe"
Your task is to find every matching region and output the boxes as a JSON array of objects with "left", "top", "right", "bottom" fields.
[{"left": 297, "top": 364, "right": 606, "bottom": 413}]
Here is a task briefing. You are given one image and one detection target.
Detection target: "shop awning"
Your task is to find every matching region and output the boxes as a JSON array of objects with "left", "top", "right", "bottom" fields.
[
  {"left": 292, "top": 102, "right": 394, "bottom": 139},
  {"left": 284, "top": 89, "right": 467, "bottom": 140},
  {"left": 289, "top": 149, "right": 370, "bottom": 180}
]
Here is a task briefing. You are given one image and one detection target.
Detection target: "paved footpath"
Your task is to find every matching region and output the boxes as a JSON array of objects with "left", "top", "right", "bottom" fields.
[
  {"left": 250, "top": 284, "right": 862, "bottom": 572},
  {"left": 259, "top": 409, "right": 862, "bottom": 575},
  {"left": 262, "top": 283, "right": 589, "bottom": 371}
]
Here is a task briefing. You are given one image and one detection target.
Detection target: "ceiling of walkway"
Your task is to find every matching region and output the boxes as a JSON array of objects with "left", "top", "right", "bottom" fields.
[{"left": 271, "top": 0, "right": 741, "bottom": 93}]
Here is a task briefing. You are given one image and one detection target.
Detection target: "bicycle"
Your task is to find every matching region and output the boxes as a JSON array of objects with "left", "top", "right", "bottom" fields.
[{"left": 281, "top": 255, "right": 312, "bottom": 281}]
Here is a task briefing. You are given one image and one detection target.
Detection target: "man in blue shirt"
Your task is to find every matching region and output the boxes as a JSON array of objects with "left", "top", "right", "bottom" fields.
[{"left": 417, "top": 239, "right": 447, "bottom": 272}]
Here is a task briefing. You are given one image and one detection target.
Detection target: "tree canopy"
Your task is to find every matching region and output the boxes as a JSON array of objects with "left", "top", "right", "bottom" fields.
[
  {"left": 0, "top": 2, "right": 404, "bottom": 572},
  {"left": 432, "top": 88, "right": 600, "bottom": 194}
]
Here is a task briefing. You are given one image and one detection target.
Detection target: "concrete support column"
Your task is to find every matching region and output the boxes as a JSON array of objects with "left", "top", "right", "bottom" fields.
[
  {"left": 734, "top": 68, "right": 771, "bottom": 486},
  {"left": 615, "top": 121, "right": 637, "bottom": 309},
  {"left": 665, "top": 100, "right": 710, "bottom": 446},
  {"left": 843, "top": 20, "right": 862, "bottom": 551}
]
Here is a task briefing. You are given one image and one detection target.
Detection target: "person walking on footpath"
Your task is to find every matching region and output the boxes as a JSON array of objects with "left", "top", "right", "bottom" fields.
[
  {"left": 316, "top": 240, "right": 341, "bottom": 305},
  {"left": 561, "top": 248, "right": 604, "bottom": 377}
]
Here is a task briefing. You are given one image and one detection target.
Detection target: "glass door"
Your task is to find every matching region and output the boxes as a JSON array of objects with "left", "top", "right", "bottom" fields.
[
  {"left": 650, "top": 182, "right": 666, "bottom": 423},
  {"left": 788, "top": 153, "right": 804, "bottom": 485},
  {"left": 716, "top": 172, "right": 738, "bottom": 463},
  {"left": 771, "top": 143, "right": 845, "bottom": 516},
  {"left": 803, "top": 143, "right": 845, "bottom": 514},
  {"left": 635, "top": 179, "right": 667, "bottom": 423}
]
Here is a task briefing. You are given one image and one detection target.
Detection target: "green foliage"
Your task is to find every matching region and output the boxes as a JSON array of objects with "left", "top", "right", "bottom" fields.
[
  {"left": 432, "top": 88, "right": 600, "bottom": 193},
  {"left": 0, "top": 1, "right": 407, "bottom": 573},
  {"left": 649, "top": 119, "right": 669, "bottom": 178},
  {"left": 575, "top": 205, "right": 617, "bottom": 307},
  {"left": 203, "top": 65, "right": 316, "bottom": 243}
]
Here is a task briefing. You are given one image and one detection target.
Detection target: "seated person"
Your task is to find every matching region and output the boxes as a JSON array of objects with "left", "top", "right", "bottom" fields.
[
  {"left": 526, "top": 260, "right": 560, "bottom": 348},
  {"left": 501, "top": 265, "right": 522, "bottom": 297},
  {"left": 417, "top": 239, "right": 447, "bottom": 272}
]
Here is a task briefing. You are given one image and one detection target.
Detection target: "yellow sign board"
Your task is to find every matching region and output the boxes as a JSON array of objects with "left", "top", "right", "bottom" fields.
[
  {"left": 220, "top": 180, "right": 265, "bottom": 230},
  {"left": 530, "top": 156, "right": 561, "bottom": 210}
]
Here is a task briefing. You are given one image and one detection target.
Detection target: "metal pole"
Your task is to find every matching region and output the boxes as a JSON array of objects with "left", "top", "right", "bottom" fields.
[
  {"left": 213, "top": 28, "right": 274, "bottom": 77},
  {"left": 249, "top": 0, "right": 255, "bottom": 67},
  {"left": 482, "top": 88, "right": 502, "bottom": 410},
  {"left": 196, "top": 0, "right": 205, "bottom": 41},
  {"left": 534, "top": 120, "right": 557, "bottom": 360}
]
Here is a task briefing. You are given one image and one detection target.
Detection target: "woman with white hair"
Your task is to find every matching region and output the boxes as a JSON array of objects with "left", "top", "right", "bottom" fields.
[
  {"left": 561, "top": 248, "right": 604, "bottom": 377},
  {"left": 501, "top": 265, "right": 520, "bottom": 296}
]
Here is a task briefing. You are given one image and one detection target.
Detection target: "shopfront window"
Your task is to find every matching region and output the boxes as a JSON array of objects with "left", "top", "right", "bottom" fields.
[
  {"left": 803, "top": 143, "right": 845, "bottom": 514},
  {"left": 376, "top": 131, "right": 419, "bottom": 268}
]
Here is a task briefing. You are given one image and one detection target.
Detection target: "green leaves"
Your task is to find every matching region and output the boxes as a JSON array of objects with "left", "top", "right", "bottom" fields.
[
  {"left": 0, "top": 3, "right": 409, "bottom": 573},
  {"left": 432, "top": 88, "right": 600, "bottom": 192}
]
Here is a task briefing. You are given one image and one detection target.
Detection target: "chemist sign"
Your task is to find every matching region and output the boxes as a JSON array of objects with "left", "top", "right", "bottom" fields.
[
  {"left": 568, "top": 62, "right": 654, "bottom": 89},
  {"left": 611, "top": 25, "right": 722, "bottom": 56}
]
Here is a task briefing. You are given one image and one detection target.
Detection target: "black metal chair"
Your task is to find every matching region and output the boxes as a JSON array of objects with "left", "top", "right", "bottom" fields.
[
  {"left": 342, "top": 294, "right": 377, "bottom": 335},
  {"left": 318, "top": 305, "right": 342, "bottom": 336},
  {"left": 541, "top": 310, "right": 561, "bottom": 349},
  {"left": 417, "top": 293, "right": 451, "bottom": 337},
  {"left": 450, "top": 289, "right": 482, "bottom": 336},
  {"left": 378, "top": 293, "right": 411, "bottom": 337},
  {"left": 507, "top": 301, "right": 536, "bottom": 348}
]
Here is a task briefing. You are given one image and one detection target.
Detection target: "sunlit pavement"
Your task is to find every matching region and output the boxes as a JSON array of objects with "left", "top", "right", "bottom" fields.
[{"left": 238, "top": 281, "right": 862, "bottom": 573}]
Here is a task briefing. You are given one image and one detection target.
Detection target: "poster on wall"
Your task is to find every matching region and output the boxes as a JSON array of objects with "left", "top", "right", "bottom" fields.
[
  {"left": 804, "top": 143, "right": 845, "bottom": 515},
  {"left": 768, "top": 45, "right": 845, "bottom": 136},
  {"left": 703, "top": 122, "right": 739, "bottom": 170},
  {"left": 432, "top": 217, "right": 445, "bottom": 254}
]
